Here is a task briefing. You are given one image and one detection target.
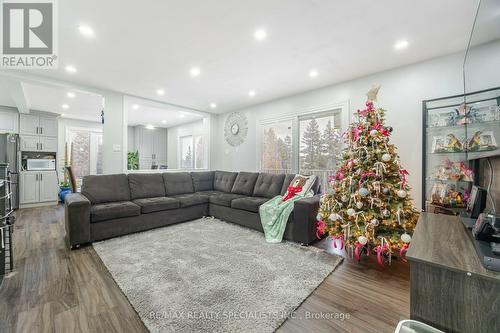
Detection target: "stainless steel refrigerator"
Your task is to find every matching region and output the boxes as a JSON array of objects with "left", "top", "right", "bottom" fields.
[{"left": 0, "top": 134, "right": 19, "bottom": 209}]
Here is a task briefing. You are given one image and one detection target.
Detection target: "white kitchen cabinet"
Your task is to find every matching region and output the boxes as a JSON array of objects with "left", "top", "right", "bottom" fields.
[
  {"left": 38, "top": 117, "right": 58, "bottom": 137},
  {"left": 20, "top": 135, "right": 58, "bottom": 152},
  {"left": 39, "top": 171, "right": 58, "bottom": 202},
  {"left": 39, "top": 136, "right": 58, "bottom": 152},
  {"left": 19, "top": 114, "right": 39, "bottom": 135},
  {"left": 132, "top": 126, "right": 167, "bottom": 169},
  {"left": 0, "top": 109, "right": 19, "bottom": 133},
  {"left": 20, "top": 114, "right": 58, "bottom": 137},
  {"left": 20, "top": 135, "right": 39, "bottom": 151},
  {"left": 20, "top": 171, "right": 58, "bottom": 205},
  {"left": 20, "top": 172, "right": 39, "bottom": 204}
]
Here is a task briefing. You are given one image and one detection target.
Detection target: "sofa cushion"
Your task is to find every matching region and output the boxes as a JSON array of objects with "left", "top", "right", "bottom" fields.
[
  {"left": 253, "top": 173, "right": 286, "bottom": 198},
  {"left": 90, "top": 201, "right": 140, "bottom": 223},
  {"left": 209, "top": 192, "right": 246, "bottom": 207},
  {"left": 231, "top": 196, "right": 269, "bottom": 213},
  {"left": 163, "top": 172, "right": 194, "bottom": 196},
  {"left": 133, "top": 197, "right": 179, "bottom": 214},
  {"left": 231, "top": 172, "right": 259, "bottom": 196},
  {"left": 82, "top": 174, "right": 131, "bottom": 204},
  {"left": 280, "top": 174, "right": 296, "bottom": 196},
  {"left": 172, "top": 193, "right": 209, "bottom": 208},
  {"left": 213, "top": 171, "right": 238, "bottom": 193},
  {"left": 191, "top": 171, "right": 215, "bottom": 192},
  {"left": 128, "top": 173, "right": 166, "bottom": 199}
]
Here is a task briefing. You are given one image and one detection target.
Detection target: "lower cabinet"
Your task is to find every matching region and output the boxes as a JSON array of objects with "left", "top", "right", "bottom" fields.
[{"left": 20, "top": 171, "right": 58, "bottom": 205}]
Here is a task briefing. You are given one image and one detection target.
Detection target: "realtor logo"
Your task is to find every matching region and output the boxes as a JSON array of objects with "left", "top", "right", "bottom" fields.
[{"left": 1, "top": 0, "right": 58, "bottom": 68}]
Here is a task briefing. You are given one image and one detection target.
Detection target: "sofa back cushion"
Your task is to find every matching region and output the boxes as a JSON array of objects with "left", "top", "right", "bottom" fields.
[
  {"left": 280, "top": 173, "right": 321, "bottom": 195},
  {"left": 128, "top": 173, "right": 165, "bottom": 199},
  {"left": 163, "top": 172, "right": 194, "bottom": 196},
  {"left": 81, "top": 174, "right": 131, "bottom": 204},
  {"left": 231, "top": 172, "right": 259, "bottom": 196},
  {"left": 213, "top": 171, "right": 238, "bottom": 193},
  {"left": 253, "top": 173, "right": 286, "bottom": 198},
  {"left": 191, "top": 171, "right": 215, "bottom": 192}
]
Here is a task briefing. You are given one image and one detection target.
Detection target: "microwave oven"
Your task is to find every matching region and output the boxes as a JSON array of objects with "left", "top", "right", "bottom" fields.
[{"left": 26, "top": 159, "right": 56, "bottom": 171}]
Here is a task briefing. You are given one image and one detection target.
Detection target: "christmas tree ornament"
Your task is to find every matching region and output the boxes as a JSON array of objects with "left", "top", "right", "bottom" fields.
[
  {"left": 382, "top": 153, "right": 391, "bottom": 162},
  {"left": 370, "top": 218, "right": 379, "bottom": 226},
  {"left": 358, "top": 235, "right": 368, "bottom": 245},
  {"left": 383, "top": 187, "right": 390, "bottom": 194},
  {"left": 346, "top": 208, "right": 356, "bottom": 216},
  {"left": 386, "top": 126, "right": 393, "bottom": 132},
  {"left": 397, "top": 189, "right": 407, "bottom": 198},
  {"left": 382, "top": 209, "right": 390, "bottom": 217},
  {"left": 401, "top": 233, "right": 412, "bottom": 243},
  {"left": 370, "top": 129, "right": 378, "bottom": 136},
  {"left": 358, "top": 187, "right": 370, "bottom": 197},
  {"left": 329, "top": 213, "right": 341, "bottom": 221},
  {"left": 316, "top": 213, "right": 322, "bottom": 221},
  {"left": 341, "top": 195, "right": 349, "bottom": 202},
  {"left": 356, "top": 201, "right": 363, "bottom": 209}
]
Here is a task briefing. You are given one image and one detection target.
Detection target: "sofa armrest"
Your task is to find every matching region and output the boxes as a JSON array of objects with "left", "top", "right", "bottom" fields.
[
  {"left": 65, "top": 193, "right": 91, "bottom": 249},
  {"left": 292, "top": 194, "right": 321, "bottom": 245}
]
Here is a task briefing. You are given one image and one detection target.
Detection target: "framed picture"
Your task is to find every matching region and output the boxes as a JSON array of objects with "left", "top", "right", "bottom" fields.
[
  {"left": 432, "top": 136, "right": 445, "bottom": 153},
  {"left": 432, "top": 134, "right": 463, "bottom": 153}
]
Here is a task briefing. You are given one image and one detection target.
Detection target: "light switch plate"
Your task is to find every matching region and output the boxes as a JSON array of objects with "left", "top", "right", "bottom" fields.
[{"left": 113, "top": 144, "right": 121, "bottom": 152}]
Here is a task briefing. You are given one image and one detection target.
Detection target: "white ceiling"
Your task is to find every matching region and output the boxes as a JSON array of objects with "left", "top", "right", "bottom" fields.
[
  {"left": 22, "top": 82, "right": 104, "bottom": 122},
  {"left": 126, "top": 100, "right": 204, "bottom": 128},
  {"left": 6, "top": 0, "right": 500, "bottom": 113}
]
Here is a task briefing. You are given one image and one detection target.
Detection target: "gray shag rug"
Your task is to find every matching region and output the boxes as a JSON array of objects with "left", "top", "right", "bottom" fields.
[{"left": 93, "top": 218, "right": 342, "bottom": 333}]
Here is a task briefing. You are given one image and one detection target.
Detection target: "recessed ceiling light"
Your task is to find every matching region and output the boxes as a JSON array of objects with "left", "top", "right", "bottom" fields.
[
  {"left": 309, "top": 69, "right": 318, "bottom": 78},
  {"left": 254, "top": 29, "right": 267, "bottom": 41},
  {"left": 179, "top": 113, "right": 186, "bottom": 118},
  {"left": 394, "top": 39, "right": 409, "bottom": 50},
  {"left": 161, "top": 120, "right": 167, "bottom": 124},
  {"left": 78, "top": 25, "right": 94, "bottom": 38},
  {"left": 145, "top": 124, "right": 155, "bottom": 130},
  {"left": 248, "top": 90, "right": 256, "bottom": 97},
  {"left": 67, "top": 92, "right": 76, "bottom": 98},
  {"left": 190, "top": 67, "right": 201, "bottom": 77},
  {"left": 156, "top": 89, "right": 165, "bottom": 96},
  {"left": 210, "top": 103, "right": 217, "bottom": 109},
  {"left": 61, "top": 104, "right": 69, "bottom": 109},
  {"left": 132, "top": 104, "right": 139, "bottom": 110},
  {"left": 65, "top": 65, "right": 77, "bottom": 73},
  {"left": 60, "top": 113, "right": 65, "bottom": 117}
]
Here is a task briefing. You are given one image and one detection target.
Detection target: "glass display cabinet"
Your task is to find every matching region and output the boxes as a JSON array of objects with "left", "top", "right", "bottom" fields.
[{"left": 422, "top": 87, "right": 500, "bottom": 212}]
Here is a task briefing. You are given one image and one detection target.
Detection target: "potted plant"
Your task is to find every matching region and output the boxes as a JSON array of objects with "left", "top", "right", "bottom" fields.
[
  {"left": 128, "top": 151, "right": 139, "bottom": 170},
  {"left": 59, "top": 179, "right": 72, "bottom": 202}
]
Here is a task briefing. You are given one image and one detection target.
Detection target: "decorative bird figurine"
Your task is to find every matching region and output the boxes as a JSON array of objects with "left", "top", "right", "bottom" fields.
[
  {"left": 468, "top": 131, "right": 482, "bottom": 151},
  {"left": 446, "top": 134, "right": 462, "bottom": 152}
]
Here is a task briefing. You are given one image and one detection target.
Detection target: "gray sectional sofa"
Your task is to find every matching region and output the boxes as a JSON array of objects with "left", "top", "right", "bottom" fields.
[{"left": 65, "top": 170, "right": 321, "bottom": 249}]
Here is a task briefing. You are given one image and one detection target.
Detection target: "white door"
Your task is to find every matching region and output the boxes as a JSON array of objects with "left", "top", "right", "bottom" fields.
[
  {"left": 39, "top": 171, "right": 58, "bottom": 202},
  {"left": 20, "top": 135, "right": 39, "bottom": 151},
  {"left": 39, "top": 136, "right": 58, "bottom": 152},
  {"left": 19, "top": 114, "right": 39, "bottom": 135},
  {"left": 0, "top": 111, "right": 19, "bottom": 133},
  {"left": 20, "top": 172, "right": 39, "bottom": 204},
  {"left": 39, "top": 117, "right": 58, "bottom": 137}
]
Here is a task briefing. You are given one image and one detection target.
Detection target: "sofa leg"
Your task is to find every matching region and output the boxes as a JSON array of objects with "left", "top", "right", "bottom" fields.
[
  {"left": 300, "top": 243, "right": 309, "bottom": 247},
  {"left": 70, "top": 244, "right": 81, "bottom": 250}
]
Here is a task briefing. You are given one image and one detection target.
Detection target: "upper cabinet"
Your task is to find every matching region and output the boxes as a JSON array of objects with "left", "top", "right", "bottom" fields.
[
  {"left": 20, "top": 114, "right": 58, "bottom": 137},
  {"left": 0, "top": 109, "right": 19, "bottom": 133}
]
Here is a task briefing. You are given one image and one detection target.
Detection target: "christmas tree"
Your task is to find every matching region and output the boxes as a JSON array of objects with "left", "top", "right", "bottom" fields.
[{"left": 316, "top": 86, "right": 419, "bottom": 266}]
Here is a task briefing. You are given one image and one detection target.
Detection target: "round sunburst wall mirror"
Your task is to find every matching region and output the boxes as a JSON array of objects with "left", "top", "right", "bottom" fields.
[{"left": 224, "top": 112, "right": 248, "bottom": 147}]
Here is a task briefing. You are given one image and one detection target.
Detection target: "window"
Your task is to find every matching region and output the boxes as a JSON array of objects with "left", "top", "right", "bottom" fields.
[
  {"left": 259, "top": 107, "right": 344, "bottom": 191},
  {"left": 260, "top": 120, "right": 293, "bottom": 174},
  {"left": 66, "top": 128, "right": 103, "bottom": 182},
  {"left": 180, "top": 135, "right": 194, "bottom": 169},
  {"left": 194, "top": 135, "right": 206, "bottom": 169}
]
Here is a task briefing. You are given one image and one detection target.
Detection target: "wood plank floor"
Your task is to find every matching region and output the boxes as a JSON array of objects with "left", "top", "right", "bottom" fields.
[{"left": 0, "top": 205, "right": 410, "bottom": 333}]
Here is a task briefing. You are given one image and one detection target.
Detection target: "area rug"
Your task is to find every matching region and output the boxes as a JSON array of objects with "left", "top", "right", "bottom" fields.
[{"left": 93, "top": 218, "right": 342, "bottom": 333}]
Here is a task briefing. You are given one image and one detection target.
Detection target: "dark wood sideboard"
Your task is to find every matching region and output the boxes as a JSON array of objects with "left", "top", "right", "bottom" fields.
[{"left": 406, "top": 213, "right": 500, "bottom": 333}]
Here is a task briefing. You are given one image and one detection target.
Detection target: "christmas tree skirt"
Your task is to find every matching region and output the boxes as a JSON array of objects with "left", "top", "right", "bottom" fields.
[{"left": 93, "top": 218, "right": 342, "bottom": 333}]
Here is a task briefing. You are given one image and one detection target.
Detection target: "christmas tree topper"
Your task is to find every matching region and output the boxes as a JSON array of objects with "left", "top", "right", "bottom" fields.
[{"left": 366, "top": 84, "right": 381, "bottom": 102}]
